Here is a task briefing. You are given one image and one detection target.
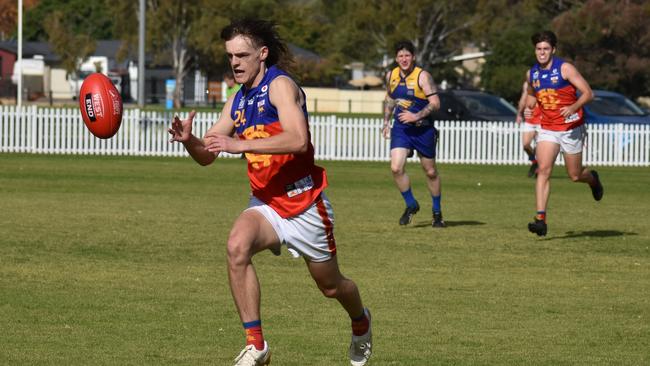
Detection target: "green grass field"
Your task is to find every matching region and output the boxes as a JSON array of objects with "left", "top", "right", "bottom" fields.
[{"left": 1, "top": 153, "right": 648, "bottom": 365}]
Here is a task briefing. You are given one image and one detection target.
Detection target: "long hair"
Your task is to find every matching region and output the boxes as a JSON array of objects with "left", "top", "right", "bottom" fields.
[{"left": 221, "top": 18, "right": 294, "bottom": 71}]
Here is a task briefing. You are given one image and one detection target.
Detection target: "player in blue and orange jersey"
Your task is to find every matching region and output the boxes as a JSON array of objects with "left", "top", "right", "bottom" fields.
[
  {"left": 382, "top": 40, "right": 445, "bottom": 228},
  {"left": 168, "top": 19, "right": 371, "bottom": 366},
  {"left": 516, "top": 80, "right": 542, "bottom": 178},
  {"left": 522, "top": 30, "right": 604, "bottom": 237}
]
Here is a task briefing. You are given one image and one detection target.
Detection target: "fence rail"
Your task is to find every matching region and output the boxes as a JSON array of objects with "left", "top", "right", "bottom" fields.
[{"left": 1, "top": 106, "right": 649, "bottom": 166}]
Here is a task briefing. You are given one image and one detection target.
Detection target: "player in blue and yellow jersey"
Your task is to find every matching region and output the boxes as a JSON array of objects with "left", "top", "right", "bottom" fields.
[
  {"left": 168, "top": 19, "right": 371, "bottom": 366},
  {"left": 382, "top": 40, "right": 445, "bottom": 228},
  {"left": 522, "top": 31, "right": 604, "bottom": 237}
]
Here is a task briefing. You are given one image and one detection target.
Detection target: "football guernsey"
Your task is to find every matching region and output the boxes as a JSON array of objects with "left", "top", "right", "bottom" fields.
[
  {"left": 230, "top": 66, "right": 327, "bottom": 218},
  {"left": 387, "top": 66, "right": 438, "bottom": 158},
  {"left": 529, "top": 57, "right": 584, "bottom": 131},
  {"left": 387, "top": 66, "right": 430, "bottom": 130}
]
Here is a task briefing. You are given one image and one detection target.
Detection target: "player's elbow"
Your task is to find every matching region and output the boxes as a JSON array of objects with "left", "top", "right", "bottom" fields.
[
  {"left": 293, "top": 139, "right": 309, "bottom": 154},
  {"left": 195, "top": 153, "right": 217, "bottom": 166}
]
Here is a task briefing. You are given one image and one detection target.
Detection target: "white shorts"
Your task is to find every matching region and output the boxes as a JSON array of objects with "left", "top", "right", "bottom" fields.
[
  {"left": 245, "top": 193, "right": 336, "bottom": 262},
  {"left": 537, "top": 125, "right": 586, "bottom": 154},
  {"left": 522, "top": 122, "right": 541, "bottom": 133}
]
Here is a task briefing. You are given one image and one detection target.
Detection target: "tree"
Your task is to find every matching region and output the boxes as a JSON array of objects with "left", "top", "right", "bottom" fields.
[
  {"left": 553, "top": 0, "right": 650, "bottom": 98},
  {"left": 319, "top": 0, "right": 479, "bottom": 87},
  {"left": 474, "top": 0, "right": 584, "bottom": 102},
  {"left": 43, "top": 10, "right": 95, "bottom": 75},
  {"left": 23, "top": 0, "right": 114, "bottom": 41},
  {"left": 0, "top": 0, "right": 38, "bottom": 40}
]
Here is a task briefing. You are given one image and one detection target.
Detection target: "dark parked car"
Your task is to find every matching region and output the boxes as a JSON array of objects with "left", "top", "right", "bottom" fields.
[
  {"left": 583, "top": 90, "right": 650, "bottom": 125},
  {"left": 431, "top": 89, "right": 518, "bottom": 122}
]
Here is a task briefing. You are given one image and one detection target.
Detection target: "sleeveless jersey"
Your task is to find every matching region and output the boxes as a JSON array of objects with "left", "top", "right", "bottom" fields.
[
  {"left": 388, "top": 66, "right": 430, "bottom": 130},
  {"left": 230, "top": 66, "right": 327, "bottom": 218},
  {"left": 529, "top": 57, "right": 584, "bottom": 131}
]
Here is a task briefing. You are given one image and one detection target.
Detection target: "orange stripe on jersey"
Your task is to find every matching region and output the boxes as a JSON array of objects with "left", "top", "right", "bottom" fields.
[{"left": 315, "top": 197, "right": 337, "bottom": 256}]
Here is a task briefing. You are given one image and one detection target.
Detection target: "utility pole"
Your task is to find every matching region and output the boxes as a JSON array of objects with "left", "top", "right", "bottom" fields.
[
  {"left": 17, "top": 0, "right": 23, "bottom": 108},
  {"left": 138, "top": 0, "right": 145, "bottom": 107}
]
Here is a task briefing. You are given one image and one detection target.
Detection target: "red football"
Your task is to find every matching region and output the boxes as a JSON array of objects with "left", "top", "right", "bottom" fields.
[{"left": 79, "top": 73, "right": 123, "bottom": 139}]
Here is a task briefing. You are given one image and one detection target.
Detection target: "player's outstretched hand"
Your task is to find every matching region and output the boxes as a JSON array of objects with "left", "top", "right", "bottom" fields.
[
  {"left": 204, "top": 133, "right": 244, "bottom": 154},
  {"left": 168, "top": 110, "right": 196, "bottom": 143}
]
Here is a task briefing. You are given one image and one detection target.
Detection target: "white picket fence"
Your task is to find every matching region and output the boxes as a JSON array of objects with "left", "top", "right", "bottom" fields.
[{"left": 1, "top": 105, "right": 649, "bottom": 166}]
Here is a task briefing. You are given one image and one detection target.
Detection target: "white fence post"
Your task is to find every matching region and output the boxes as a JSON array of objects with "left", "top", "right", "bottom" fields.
[{"left": 1, "top": 106, "right": 649, "bottom": 166}]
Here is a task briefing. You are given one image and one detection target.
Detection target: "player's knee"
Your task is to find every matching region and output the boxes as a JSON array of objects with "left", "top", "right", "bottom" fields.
[
  {"left": 425, "top": 168, "right": 438, "bottom": 180},
  {"left": 537, "top": 165, "right": 552, "bottom": 177},
  {"left": 391, "top": 164, "right": 405, "bottom": 176},
  {"left": 568, "top": 172, "right": 581, "bottom": 182},
  {"left": 226, "top": 234, "right": 252, "bottom": 267},
  {"left": 317, "top": 282, "right": 339, "bottom": 299}
]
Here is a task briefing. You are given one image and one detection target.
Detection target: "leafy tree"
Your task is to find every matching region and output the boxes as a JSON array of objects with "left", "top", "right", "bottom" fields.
[
  {"left": 321, "top": 0, "right": 479, "bottom": 87},
  {"left": 0, "top": 0, "right": 38, "bottom": 40},
  {"left": 474, "top": 0, "right": 584, "bottom": 102},
  {"left": 553, "top": 0, "right": 650, "bottom": 98},
  {"left": 23, "top": 0, "right": 114, "bottom": 41},
  {"left": 43, "top": 10, "right": 95, "bottom": 75}
]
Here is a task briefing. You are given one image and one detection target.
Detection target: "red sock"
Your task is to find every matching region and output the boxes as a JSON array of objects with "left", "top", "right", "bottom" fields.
[
  {"left": 243, "top": 321, "right": 264, "bottom": 351},
  {"left": 536, "top": 211, "right": 546, "bottom": 222},
  {"left": 351, "top": 311, "right": 369, "bottom": 336}
]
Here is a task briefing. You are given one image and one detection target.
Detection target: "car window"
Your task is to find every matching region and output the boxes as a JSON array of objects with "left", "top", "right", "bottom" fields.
[
  {"left": 589, "top": 96, "right": 647, "bottom": 116},
  {"left": 455, "top": 94, "right": 517, "bottom": 116},
  {"left": 437, "top": 94, "right": 461, "bottom": 117}
]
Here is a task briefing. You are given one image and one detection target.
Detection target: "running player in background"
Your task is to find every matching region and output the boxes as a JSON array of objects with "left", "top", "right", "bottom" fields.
[
  {"left": 523, "top": 30, "right": 604, "bottom": 237},
  {"left": 516, "top": 80, "right": 542, "bottom": 178},
  {"left": 168, "top": 19, "right": 372, "bottom": 366},
  {"left": 382, "top": 40, "right": 445, "bottom": 228}
]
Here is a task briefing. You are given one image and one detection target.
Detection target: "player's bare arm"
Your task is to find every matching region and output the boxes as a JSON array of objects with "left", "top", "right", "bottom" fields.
[
  {"left": 397, "top": 70, "right": 440, "bottom": 124},
  {"left": 382, "top": 71, "right": 396, "bottom": 138},
  {"left": 168, "top": 97, "right": 236, "bottom": 165},
  {"left": 205, "top": 76, "right": 309, "bottom": 155},
  {"left": 516, "top": 79, "right": 529, "bottom": 123},
  {"left": 561, "top": 62, "right": 594, "bottom": 117}
]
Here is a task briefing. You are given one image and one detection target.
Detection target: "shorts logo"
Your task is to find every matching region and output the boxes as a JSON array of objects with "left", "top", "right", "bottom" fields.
[{"left": 84, "top": 93, "right": 96, "bottom": 121}]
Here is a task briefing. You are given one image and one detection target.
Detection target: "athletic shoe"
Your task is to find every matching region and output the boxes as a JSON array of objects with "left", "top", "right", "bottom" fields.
[
  {"left": 233, "top": 341, "right": 271, "bottom": 366},
  {"left": 349, "top": 308, "right": 372, "bottom": 366},
  {"left": 399, "top": 202, "right": 420, "bottom": 225},
  {"left": 432, "top": 212, "right": 446, "bottom": 228},
  {"left": 527, "top": 162, "right": 538, "bottom": 178},
  {"left": 527, "top": 219, "right": 547, "bottom": 237},
  {"left": 590, "top": 170, "right": 604, "bottom": 201}
]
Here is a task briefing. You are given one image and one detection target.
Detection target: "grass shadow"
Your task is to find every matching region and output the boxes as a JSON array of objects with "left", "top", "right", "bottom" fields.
[
  {"left": 543, "top": 230, "right": 638, "bottom": 241},
  {"left": 412, "top": 220, "right": 486, "bottom": 228}
]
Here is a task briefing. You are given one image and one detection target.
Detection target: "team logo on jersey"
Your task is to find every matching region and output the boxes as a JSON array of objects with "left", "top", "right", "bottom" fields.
[
  {"left": 242, "top": 125, "right": 272, "bottom": 169},
  {"left": 552, "top": 68, "right": 558, "bottom": 75},
  {"left": 238, "top": 99, "right": 245, "bottom": 109},
  {"left": 532, "top": 71, "right": 539, "bottom": 79},
  {"left": 550, "top": 76, "right": 559, "bottom": 84},
  {"left": 247, "top": 98, "right": 255, "bottom": 105},
  {"left": 261, "top": 85, "right": 268, "bottom": 93},
  {"left": 396, "top": 98, "right": 412, "bottom": 109}
]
